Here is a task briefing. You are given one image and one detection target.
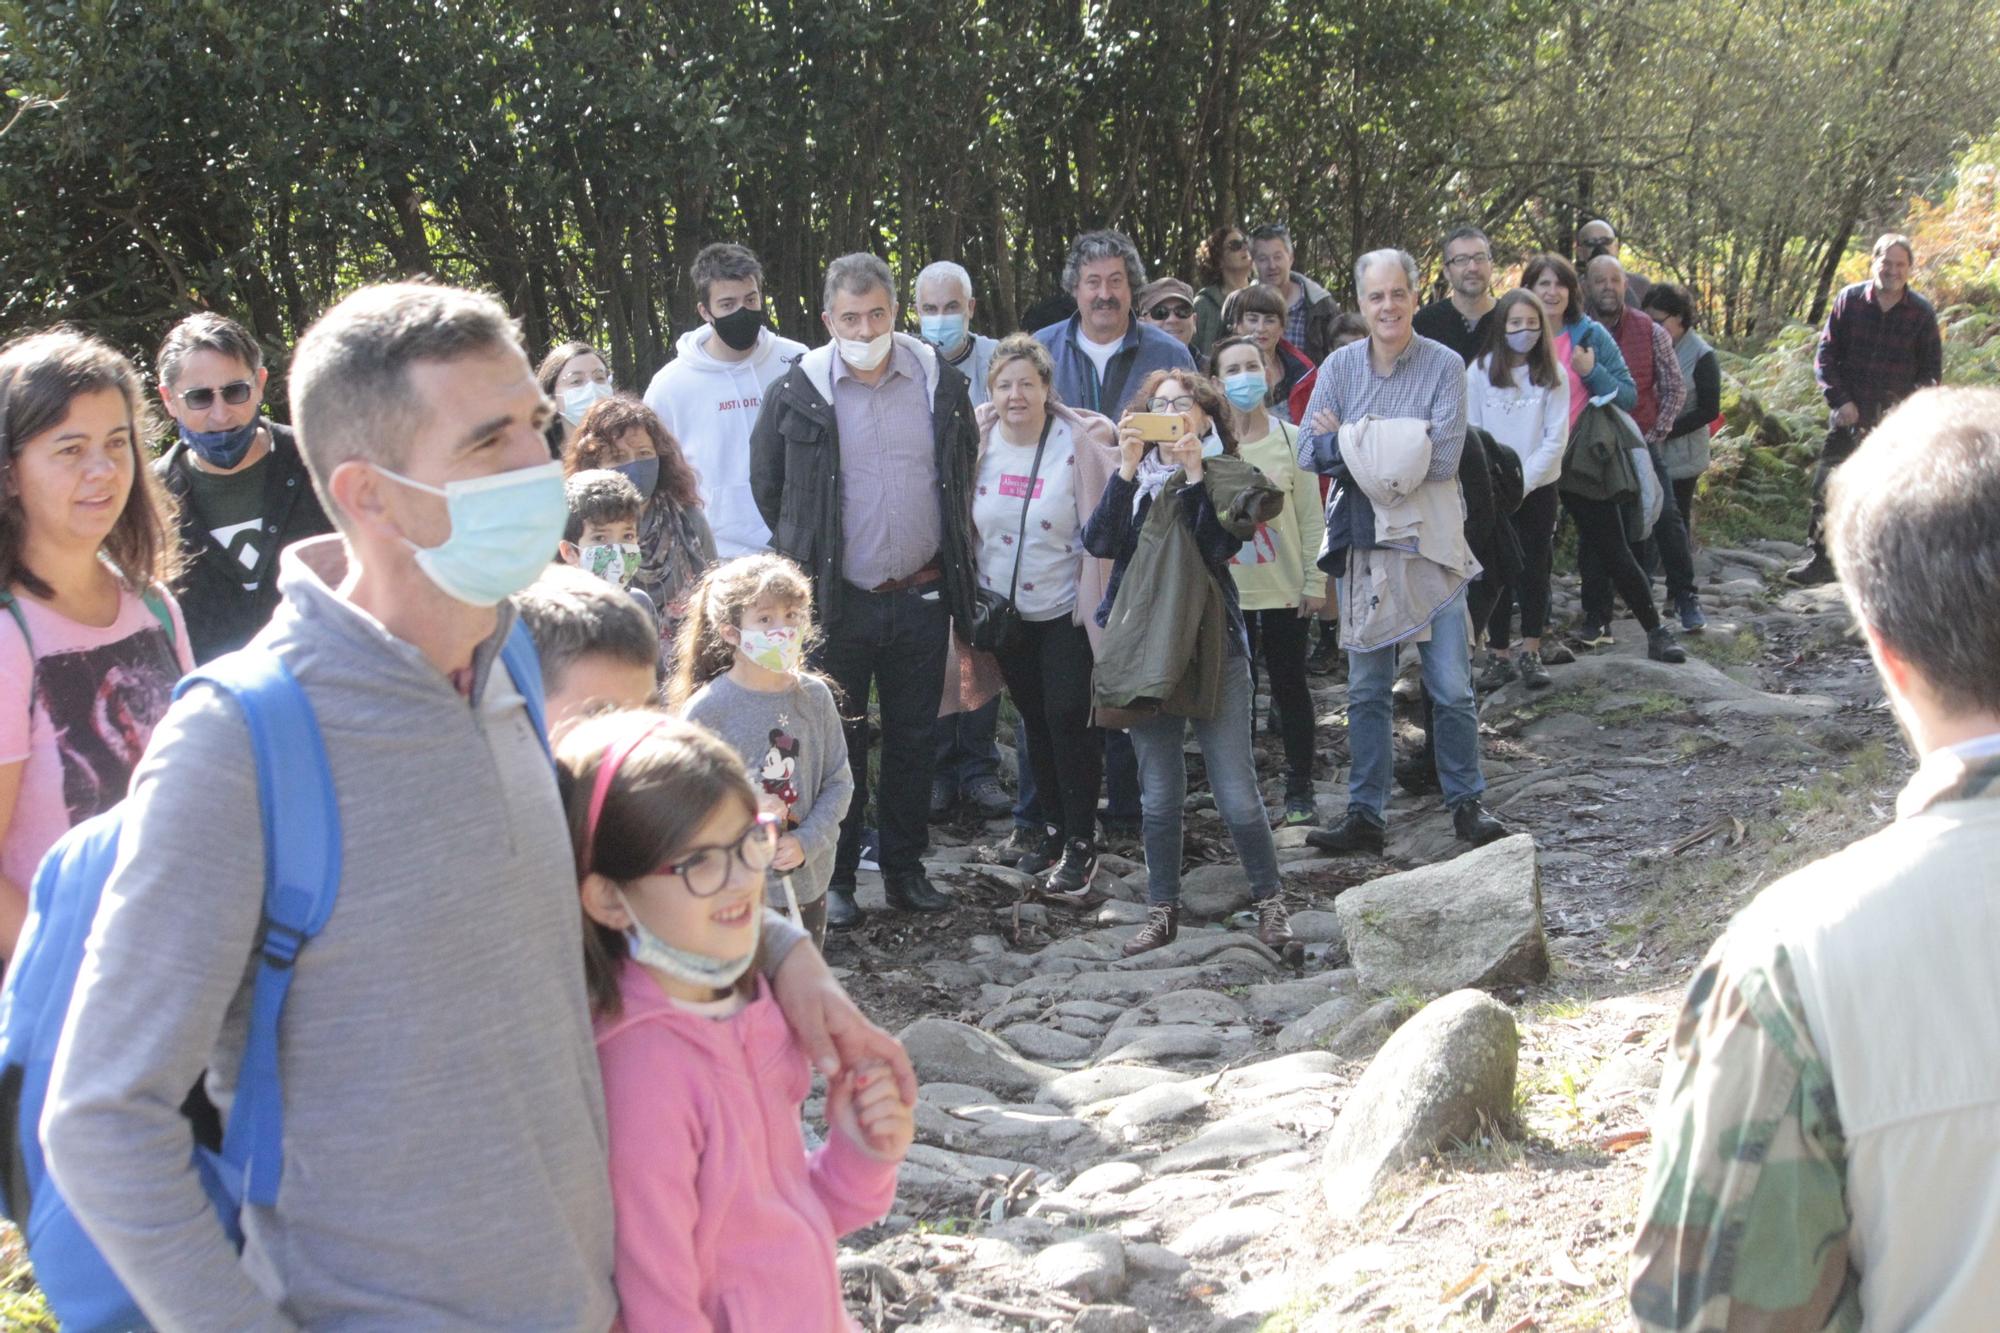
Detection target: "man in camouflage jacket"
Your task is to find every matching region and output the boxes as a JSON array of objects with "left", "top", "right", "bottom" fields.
[{"left": 1630, "top": 386, "right": 2000, "bottom": 1330}]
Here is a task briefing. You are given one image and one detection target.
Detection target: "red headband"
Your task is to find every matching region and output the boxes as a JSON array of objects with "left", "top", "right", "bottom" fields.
[{"left": 578, "top": 718, "right": 673, "bottom": 878}]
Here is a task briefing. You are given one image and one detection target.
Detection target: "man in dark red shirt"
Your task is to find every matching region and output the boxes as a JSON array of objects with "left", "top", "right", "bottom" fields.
[{"left": 1791, "top": 232, "right": 1943, "bottom": 583}]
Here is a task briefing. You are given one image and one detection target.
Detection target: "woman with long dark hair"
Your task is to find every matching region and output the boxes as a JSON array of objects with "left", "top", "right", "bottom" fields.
[{"left": 1, "top": 329, "right": 191, "bottom": 956}]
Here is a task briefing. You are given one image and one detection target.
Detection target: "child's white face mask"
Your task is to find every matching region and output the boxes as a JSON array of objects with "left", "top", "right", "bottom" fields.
[{"left": 738, "top": 625, "right": 803, "bottom": 673}]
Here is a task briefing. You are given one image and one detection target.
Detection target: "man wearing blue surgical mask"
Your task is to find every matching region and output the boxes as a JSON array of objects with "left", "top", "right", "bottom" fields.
[
  {"left": 913, "top": 260, "right": 999, "bottom": 409},
  {"left": 44, "top": 282, "right": 914, "bottom": 1333},
  {"left": 153, "top": 311, "right": 333, "bottom": 662}
]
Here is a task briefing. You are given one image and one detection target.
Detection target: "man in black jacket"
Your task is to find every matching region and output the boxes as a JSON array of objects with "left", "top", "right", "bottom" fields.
[
  {"left": 153, "top": 313, "right": 332, "bottom": 663},
  {"left": 750, "top": 254, "right": 978, "bottom": 928}
]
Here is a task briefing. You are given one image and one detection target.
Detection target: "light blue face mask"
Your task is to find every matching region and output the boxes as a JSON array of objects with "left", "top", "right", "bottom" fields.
[
  {"left": 919, "top": 312, "right": 969, "bottom": 352},
  {"left": 1200, "top": 428, "right": 1226, "bottom": 459},
  {"left": 377, "top": 460, "right": 569, "bottom": 607},
  {"left": 1222, "top": 371, "right": 1268, "bottom": 411},
  {"left": 619, "top": 890, "right": 761, "bottom": 990}
]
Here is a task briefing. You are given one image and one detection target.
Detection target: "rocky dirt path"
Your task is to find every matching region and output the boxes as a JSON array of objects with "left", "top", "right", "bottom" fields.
[{"left": 824, "top": 539, "right": 1910, "bottom": 1332}]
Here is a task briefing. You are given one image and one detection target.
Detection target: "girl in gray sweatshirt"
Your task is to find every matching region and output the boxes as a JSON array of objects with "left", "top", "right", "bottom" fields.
[{"left": 673, "top": 555, "right": 852, "bottom": 945}]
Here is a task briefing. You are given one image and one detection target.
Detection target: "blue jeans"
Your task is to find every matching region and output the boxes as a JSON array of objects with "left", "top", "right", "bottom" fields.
[
  {"left": 1345, "top": 586, "right": 1483, "bottom": 823},
  {"left": 1127, "top": 656, "right": 1281, "bottom": 906},
  {"left": 932, "top": 694, "right": 1001, "bottom": 791}
]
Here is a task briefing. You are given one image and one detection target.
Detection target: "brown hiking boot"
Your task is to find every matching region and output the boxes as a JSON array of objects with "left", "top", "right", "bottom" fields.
[
  {"left": 1253, "top": 896, "right": 1293, "bottom": 952},
  {"left": 1121, "top": 903, "right": 1180, "bottom": 958}
]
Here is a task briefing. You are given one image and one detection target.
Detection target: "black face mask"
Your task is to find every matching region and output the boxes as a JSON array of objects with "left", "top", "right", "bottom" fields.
[{"left": 710, "top": 305, "right": 766, "bottom": 352}]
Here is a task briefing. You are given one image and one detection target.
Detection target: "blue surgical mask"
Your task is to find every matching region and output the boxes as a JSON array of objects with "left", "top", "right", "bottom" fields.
[
  {"left": 1222, "top": 372, "right": 1267, "bottom": 411},
  {"left": 919, "top": 313, "right": 969, "bottom": 352},
  {"left": 376, "top": 460, "right": 568, "bottom": 607},
  {"left": 1505, "top": 329, "right": 1541, "bottom": 355},
  {"left": 619, "top": 890, "right": 760, "bottom": 990},
  {"left": 1200, "top": 428, "right": 1226, "bottom": 459},
  {"left": 560, "top": 380, "right": 614, "bottom": 426},
  {"left": 179, "top": 417, "right": 261, "bottom": 469},
  {"left": 614, "top": 455, "right": 659, "bottom": 501}
]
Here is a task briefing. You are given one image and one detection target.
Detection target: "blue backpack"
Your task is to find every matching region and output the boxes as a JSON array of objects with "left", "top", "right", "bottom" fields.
[{"left": 0, "top": 622, "right": 548, "bottom": 1333}]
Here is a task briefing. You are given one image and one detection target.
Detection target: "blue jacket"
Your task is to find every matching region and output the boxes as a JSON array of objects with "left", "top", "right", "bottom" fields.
[
  {"left": 1035, "top": 314, "right": 1196, "bottom": 417},
  {"left": 1564, "top": 314, "right": 1638, "bottom": 410}
]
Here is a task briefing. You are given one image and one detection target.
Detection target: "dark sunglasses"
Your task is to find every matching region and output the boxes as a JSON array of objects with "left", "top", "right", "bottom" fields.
[
  {"left": 1147, "top": 302, "right": 1196, "bottom": 321},
  {"left": 1225, "top": 237, "right": 1248, "bottom": 252},
  {"left": 178, "top": 380, "right": 256, "bottom": 411}
]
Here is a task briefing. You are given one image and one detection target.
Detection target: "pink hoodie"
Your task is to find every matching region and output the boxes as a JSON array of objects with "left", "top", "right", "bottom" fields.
[{"left": 595, "top": 961, "right": 902, "bottom": 1332}]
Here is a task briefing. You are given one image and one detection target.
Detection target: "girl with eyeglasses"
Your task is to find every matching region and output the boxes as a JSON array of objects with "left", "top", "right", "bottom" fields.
[
  {"left": 1, "top": 330, "right": 191, "bottom": 957},
  {"left": 560, "top": 708, "right": 910, "bottom": 1331}
]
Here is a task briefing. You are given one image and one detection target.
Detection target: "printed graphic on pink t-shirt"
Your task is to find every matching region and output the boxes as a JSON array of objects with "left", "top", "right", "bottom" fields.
[{"left": 36, "top": 630, "right": 180, "bottom": 824}]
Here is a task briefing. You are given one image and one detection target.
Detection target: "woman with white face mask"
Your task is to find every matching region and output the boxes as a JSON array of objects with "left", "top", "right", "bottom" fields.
[
  {"left": 537, "top": 341, "right": 617, "bottom": 457},
  {"left": 564, "top": 398, "right": 716, "bottom": 668},
  {"left": 1465, "top": 289, "right": 1571, "bottom": 691}
]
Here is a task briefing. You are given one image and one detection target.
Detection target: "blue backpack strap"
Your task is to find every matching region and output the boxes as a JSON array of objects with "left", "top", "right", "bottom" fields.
[
  {"left": 0, "top": 591, "right": 29, "bottom": 658},
  {"left": 499, "top": 618, "right": 552, "bottom": 760},
  {"left": 174, "top": 651, "right": 340, "bottom": 1208}
]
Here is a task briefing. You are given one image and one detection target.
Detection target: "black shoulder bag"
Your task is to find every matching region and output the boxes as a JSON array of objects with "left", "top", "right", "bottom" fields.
[{"left": 966, "top": 416, "right": 1054, "bottom": 655}]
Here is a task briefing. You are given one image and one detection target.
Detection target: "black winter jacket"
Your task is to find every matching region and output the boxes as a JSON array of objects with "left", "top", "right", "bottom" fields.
[
  {"left": 748, "top": 336, "right": 978, "bottom": 632},
  {"left": 155, "top": 420, "right": 333, "bottom": 663}
]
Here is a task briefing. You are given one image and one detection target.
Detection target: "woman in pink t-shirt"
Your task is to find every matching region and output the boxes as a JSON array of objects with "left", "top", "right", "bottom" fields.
[{"left": 1, "top": 329, "right": 190, "bottom": 957}]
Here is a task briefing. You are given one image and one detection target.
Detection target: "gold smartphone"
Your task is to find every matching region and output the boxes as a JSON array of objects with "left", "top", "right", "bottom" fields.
[{"left": 1130, "top": 412, "right": 1183, "bottom": 443}]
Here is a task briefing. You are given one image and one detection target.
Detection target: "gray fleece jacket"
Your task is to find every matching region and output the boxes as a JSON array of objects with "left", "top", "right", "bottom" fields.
[{"left": 44, "top": 538, "right": 643, "bottom": 1329}]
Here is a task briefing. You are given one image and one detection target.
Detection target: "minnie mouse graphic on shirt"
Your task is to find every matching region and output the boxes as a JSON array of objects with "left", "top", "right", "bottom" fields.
[{"left": 759, "top": 728, "right": 800, "bottom": 816}]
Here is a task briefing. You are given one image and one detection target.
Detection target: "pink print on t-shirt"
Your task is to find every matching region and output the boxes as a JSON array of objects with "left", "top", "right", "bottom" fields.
[{"left": 997, "top": 473, "right": 1045, "bottom": 500}]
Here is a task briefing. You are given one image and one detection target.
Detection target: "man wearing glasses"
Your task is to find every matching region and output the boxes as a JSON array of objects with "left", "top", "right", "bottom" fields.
[
  {"left": 154, "top": 312, "right": 331, "bottom": 662},
  {"left": 1135, "top": 277, "right": 1200, "bottom": 354},
  {"left": 1248, "top": 221, "right": 1344, "bottom": 364},
  {"left": 1575, "top": 219, "right": 1654, "bottom": 308},
  {"left": 1412, "top": 226, "right": 1499, "bottom": 365}
]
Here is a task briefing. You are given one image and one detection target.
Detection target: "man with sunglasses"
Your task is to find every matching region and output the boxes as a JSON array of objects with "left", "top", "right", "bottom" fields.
[
  {"left": 1576, "top": 219, "right": 1653, "bottom": 308},
  {"left": 154, "top": 312, "right": 331, "bottom": 662},
  {"left": 1412, "top": 226, "right": 1499, "bottom": 365}
]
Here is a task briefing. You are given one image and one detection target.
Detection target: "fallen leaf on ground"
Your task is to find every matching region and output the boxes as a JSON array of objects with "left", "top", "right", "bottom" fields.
[
  {"left": 1600, "top": 1128, "right": 1651, "bottom": 1153},
  {"left": 1440, "top": 1263, "right": 1489, "bottom": 1301}
]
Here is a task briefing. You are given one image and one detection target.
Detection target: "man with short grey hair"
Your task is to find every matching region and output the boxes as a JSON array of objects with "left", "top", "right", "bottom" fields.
[
  {"left": 752, "top": 254, "right": 980, "bottom": 926},
  {"left": 1295, "top": 249, "right": 1509, "bottom": 854},
  {"left": 1033, "top": 228, "right": 1193, "bottom": 414},
  {"left": 1631, "top": 386, "right": 2000, "bottom": 1331},
  {"left": 43, "top": 281, "right": 903, "bottom": 1329},
  {"left": 912, "top": 261, "right": 999, "bottom": 409}
]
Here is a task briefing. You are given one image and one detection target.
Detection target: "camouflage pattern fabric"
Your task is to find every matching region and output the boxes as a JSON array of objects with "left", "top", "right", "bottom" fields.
[{"left": 1629, "top": 745, "right": 2000, "bottom": 1331}]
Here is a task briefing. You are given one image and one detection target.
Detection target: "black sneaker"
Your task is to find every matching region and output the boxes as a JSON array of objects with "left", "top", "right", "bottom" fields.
[
  {"left": 1475, "top": 654, "right": 1517, "bottom": 692},
  {"left": 1044, "top": 839, "right": 1100, "bottom": 901},
  {"left": 1517, "top": 649, "right": 1552, "bottom": 690},
  {"left": 1306, "top": 633, "right": 1342, "bottom": 675},
  {"left": 1785, "top": 552, "right": 1835, "bottom": 586},
  {"left": 1647, "top": 625, "right": 1688, "bottom": 663},
  {"left": 1578, "top": 623, "right": 1615, "bottom": 648},
  {"left": 1305, "top": 812, "right": 1385, "bottom": 856},
  {"left": 929, "top": 778, "right": 956, "bottom": 822},
  {"left": 1675, "top": 592, "right": 1708, "bottom": 633},
  {"left": 1016, "top": 826, "right": 1064, "bottom": 876},
  {"left": 1451, "top": 800, "right": 1510, "bottom": 846}
]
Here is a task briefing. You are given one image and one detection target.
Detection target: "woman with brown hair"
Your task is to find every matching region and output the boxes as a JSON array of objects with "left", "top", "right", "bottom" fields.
[
  {"left": 563, "top": 396, "right": 716, "bottom": 661},
  {"left": 537, "top": 340, "right": 615, "bottom": 457},
  {"left": 1, "top": 329, "right": 191, "bottom": 955},
  {"left": 1193, "top": 225, "right": 1254, "bottom": 358},
  {"left": 1082, "top": 368, "right": 1289, "bottom": 959}
]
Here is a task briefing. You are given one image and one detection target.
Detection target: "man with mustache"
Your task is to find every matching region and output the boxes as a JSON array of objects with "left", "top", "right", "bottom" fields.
[{"left": 1032, "top": 229, "right": 1194, "bottom": 416}]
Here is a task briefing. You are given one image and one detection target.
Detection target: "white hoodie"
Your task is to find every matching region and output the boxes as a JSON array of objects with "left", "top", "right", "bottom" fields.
[{"left": 643, "top": 325, "right": 808, "bottom": 558}]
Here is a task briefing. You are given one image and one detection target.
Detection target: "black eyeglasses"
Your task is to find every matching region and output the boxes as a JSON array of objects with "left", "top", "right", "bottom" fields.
[
  {"left": 1146, "top": 395, "right": 1197, "bottom": 414},
  {"left": 652, "top": 812, "right": 779, "bottom": 897},
  {"left": 1225, "top": 237, "right": 1249, "bottom": 252},
  {"left": 178, "top": 380, "right": 256, "bottom": 411},
  {"left": 1147, "top": 303, "right": 1195, "bottom": 321}
]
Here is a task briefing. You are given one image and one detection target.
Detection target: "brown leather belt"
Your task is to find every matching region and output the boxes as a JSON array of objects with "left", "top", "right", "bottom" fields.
[{"left": 869, "top": 560, "right": 941, "bottom": 593}]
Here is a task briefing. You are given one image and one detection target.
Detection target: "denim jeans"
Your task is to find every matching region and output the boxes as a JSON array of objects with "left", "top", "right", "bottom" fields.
[
  {"left": 1127, "top": 655, "right": 1281, "bottom": 906},
  {"left": 815, "top": 582, "right": 949, "bottom": 881},
  {"left": 1345, "top": 586, "right": 1483, "bottom": 823},
  {"left": 932, "top": 694, "right": 1000, "bottom": 791}
]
